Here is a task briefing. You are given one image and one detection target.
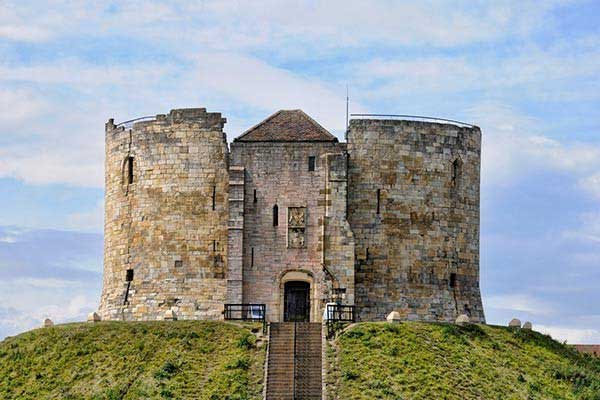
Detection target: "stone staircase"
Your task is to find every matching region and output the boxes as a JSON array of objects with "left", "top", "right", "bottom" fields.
[{"left": 266, "top": 322, "right": 322, "bottom": 400}]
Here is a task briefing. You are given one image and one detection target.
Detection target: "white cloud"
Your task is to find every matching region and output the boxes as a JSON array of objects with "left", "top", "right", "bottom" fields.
[
  {"left": 0, "top": 147, "right": 104, "bottom": 187},
  {"left": 563, "top": 212, "right": 600, "bottom": 244},
  {"left": 535, "top": 324, "right": 600, "bottom": 345},
  {"left": 0, "top": 276, "right": 100, "bottom": 338},
  {"left": 183, "top": 1, "right": 576, "bottom": 50},
  {"left": 465, "top": 103, "right": 600, "bottom": 187},
  {"left": 0, "top": 88, "right": 47, "bottom": 125},
  {"left": 579, "top": 172, "right": 600, "bottom": 199},
  {"left": 9, "top": 278, "right": 83, "bottom": 289},
  {"left": 349, "top": 34, "right": 600, "bottom": 104},
  {"left": 67, "top": 201, "right": 104, "bottom": 233},
  {"left": 0, "top": 60, "right": 175, "bottom": 88},
  {"left": 484, "top": 293, "right": 553, "bottom": 316},
  {"left": 0, "top": 24, "right": 50, "bottom": 42},
  {"left": 0, "top": 1, "right": 568, "bottom": 49},
  {"left": 191, "top": 52, "right": 357, "bottom": 133}
]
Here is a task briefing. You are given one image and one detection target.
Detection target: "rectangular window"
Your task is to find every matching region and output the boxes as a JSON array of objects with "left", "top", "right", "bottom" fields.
[
  {"left": 308, "top": 156, "right": 316, "bottom": 171},
  {"left": 251, "top": 247, "right": 254, "bottom": 268},
  {"left": 273, "top": 205, "right": 279, "bottom": 226},
  {"left": 376, "top": 189, "right": 381, "bottom": 214},
  {"left": 174, "top": 260, "right": 182, "bottom": 268},
  {"left": 126, "top": 269, "right": 134, "bottom": 282},
  {"left": 253, "top": 189, "right": 257, "bottom": 204}
]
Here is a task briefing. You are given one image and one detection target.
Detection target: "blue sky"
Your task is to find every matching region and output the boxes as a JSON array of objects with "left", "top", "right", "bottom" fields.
[{"left": 1, "top": 1, "right": 599, "bottom": 343}]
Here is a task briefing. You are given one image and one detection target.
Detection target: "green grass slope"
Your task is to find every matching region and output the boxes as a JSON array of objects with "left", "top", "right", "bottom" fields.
[
  {"left": 327, "top": 322, "right": 600, "bottom": 400},
  {"left": 0, "top": 321, "right": 265, "bottom": 400}
]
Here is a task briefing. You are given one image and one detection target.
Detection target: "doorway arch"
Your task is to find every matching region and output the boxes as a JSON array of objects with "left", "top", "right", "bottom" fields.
[{"left": 279, "top": 270, "right": 314, "bottom": 322}]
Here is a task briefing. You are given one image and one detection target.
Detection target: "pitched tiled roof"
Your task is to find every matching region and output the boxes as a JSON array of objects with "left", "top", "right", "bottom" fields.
[{"left": 234, "top": 110, "right": 337, "bottom": 142}]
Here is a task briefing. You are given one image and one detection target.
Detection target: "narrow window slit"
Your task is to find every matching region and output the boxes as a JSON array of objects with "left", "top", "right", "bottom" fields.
[
  {"left": 376, "top": 189, "right": 381, "bottom": 214},
  {"left": 213, "top": 240, "right": 217, "bottom": 252},
  {"left": 212, "top": 185, "right": 216, "bottom": 210},
  {"left": 123, "top": 268, "right": 133, "bottom": 305},
  {"left": 273, "top": 204, "right": 279, "bottom": 226},
  {"left": 253, "top": 189, "right": 257, "bottom": 204},
  {"left": 449, "top": 273, "right": 457, "bottom": 288},
  {"left": 127, "top": 156, "right": 134, "bottom": 184},
  {"left": 250, "top": 247, "right": 254, "bottom": 268},
  {"left": 452, "top": 159, "right": 461, "bottom": 187}
]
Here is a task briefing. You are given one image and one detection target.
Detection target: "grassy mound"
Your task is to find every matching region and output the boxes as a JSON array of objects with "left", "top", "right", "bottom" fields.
[
  {"left": 0, "top": 321, "right": 265, "bottom": 400},
  {"left": 327, "top": 322, "right": 600, "bottom": 400}
]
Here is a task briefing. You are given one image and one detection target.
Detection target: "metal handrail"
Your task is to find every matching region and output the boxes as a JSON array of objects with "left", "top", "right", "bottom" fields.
[
  {"left": 224, "top": 303, "right": 267, "bottom": 333},
  {"left": 326, "top": 304, "right": 356, "bottom": 338},
  {"left": 293, "top": 322, "right": 297, "bottom": 398},
  {"left": 350, "top": 113, "right": 476, "bottom": 128},
  {"left": 115, "top": 115, "right": 156, "bottom": 128}
]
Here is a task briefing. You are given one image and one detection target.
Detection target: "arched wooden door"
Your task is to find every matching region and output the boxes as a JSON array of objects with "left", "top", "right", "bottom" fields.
[{"left": 283, "top": 281, "right": 310, "bottom": 322}]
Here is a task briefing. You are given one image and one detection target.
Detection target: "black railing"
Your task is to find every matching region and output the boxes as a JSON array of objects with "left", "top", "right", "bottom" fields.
[
  {"left": 350, "top": 113, "right": 476, "bottom": 128},
  {"left": 224, "top": 304, "right": 267, "bottom": 333},
  {"left": 326, "top": 304, "right": 356, "bottom": 338},
  {"left": 326, "top": 304, "right": 356, "bottom": 322}
]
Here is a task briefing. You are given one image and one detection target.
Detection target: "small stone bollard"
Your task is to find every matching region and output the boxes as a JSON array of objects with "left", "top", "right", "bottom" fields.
[
  {"left": 386, "top": 311, "right": 402, "bottom": 324},
  {"left": 455, "top": 314, "right": 470, "bottom": 326},
  {"left": 508, "top": 318, "right": 522, "bottom": 328},
  {"left": 87, "top": 312, "right": 101, "bottom": 323},
  {"left": 43, "top": 318, "right": 54, "bottom": 328},
  {"left": 164, "top": 309, "right": 177, "bottom": 321},
  {"left": 522, "top": 321, "right": 532, "bottom": 330}
]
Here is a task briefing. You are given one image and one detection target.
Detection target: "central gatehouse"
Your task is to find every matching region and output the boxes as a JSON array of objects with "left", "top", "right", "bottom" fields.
[{"left": 99, "top": 107, "right": 485, "bottom": 324}]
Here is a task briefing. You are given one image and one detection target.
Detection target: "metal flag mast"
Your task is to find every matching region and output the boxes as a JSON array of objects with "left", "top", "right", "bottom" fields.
[{"left": 345, "top": 84, "right": 349, "bottom": 141}]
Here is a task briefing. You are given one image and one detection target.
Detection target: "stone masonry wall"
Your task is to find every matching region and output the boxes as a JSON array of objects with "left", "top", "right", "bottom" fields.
[
  {"left": 99, "top": 108, "right": 229, "bottom": 321},
  {"left": 322, "top": 152, "right": 355, "bottom": 305},
  {"left": 230, "top": 141, "right": 346, "bottom": 322},
  {"left": 347, "top": 119, "right": 485, "bottom": 323}
]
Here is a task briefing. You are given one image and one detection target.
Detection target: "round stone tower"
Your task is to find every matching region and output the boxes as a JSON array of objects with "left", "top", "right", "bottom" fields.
[
  {"left": 347, "top": 118, "right": 485, "bottom": 323},
  {"left": 99, "top": 108, "right": 229, "bottom": 321}
]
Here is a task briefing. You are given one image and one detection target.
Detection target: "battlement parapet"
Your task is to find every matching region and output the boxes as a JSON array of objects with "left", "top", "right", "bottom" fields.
[
  {"left": 349, "top": 118, "right": 480, "bottom": 139},
  {"left": 105, "top": 108, "right": 227, "bottom": 134}
]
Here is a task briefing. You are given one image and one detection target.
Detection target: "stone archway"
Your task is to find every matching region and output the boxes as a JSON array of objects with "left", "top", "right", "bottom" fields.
[{"left": 279, "top": 270, "right": 316, "bottom": 322}]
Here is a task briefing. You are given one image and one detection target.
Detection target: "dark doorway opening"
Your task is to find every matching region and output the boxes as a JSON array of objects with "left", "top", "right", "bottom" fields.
[{"left": 284, "top": 281, "right": 310, "bottom": 322}]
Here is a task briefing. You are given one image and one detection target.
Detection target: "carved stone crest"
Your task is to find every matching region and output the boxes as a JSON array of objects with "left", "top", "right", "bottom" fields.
[{"left": 288, "top": 207, "right": 306, "bottom": 248}]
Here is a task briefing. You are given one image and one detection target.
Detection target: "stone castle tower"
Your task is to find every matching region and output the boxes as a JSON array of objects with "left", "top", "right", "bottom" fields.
[{"left": 99, "top": 107, "right": 485, "bottom": 323}]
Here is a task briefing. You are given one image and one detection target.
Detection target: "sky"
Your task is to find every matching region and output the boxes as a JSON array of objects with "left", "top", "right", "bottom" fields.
[{"left": 1, "top": 0, "right": 599, "bottom": 343}]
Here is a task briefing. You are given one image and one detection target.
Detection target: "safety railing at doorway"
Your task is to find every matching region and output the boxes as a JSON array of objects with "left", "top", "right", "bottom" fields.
[
  {"left": 325, "top": 304, "right": 356, "bottom": 338},
  {"left": 224, "top": 303, "right": 267, "bottom": 333}
]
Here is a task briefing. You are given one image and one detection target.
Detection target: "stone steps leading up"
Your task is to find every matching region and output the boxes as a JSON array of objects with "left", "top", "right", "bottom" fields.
[{"left": 266, "top": 322, "right": 322, "bottom": 400}]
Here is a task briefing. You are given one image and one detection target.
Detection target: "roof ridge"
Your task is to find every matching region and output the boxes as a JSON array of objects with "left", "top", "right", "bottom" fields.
[
  {"left": 235, "top": 110, "right": 285, "bottom": 141},
  {"left": 234, "top": 110, "right": 337, "bottom": 142},
  {"left": 294, "top": 109, "right": 336, "bottom": 140}
]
